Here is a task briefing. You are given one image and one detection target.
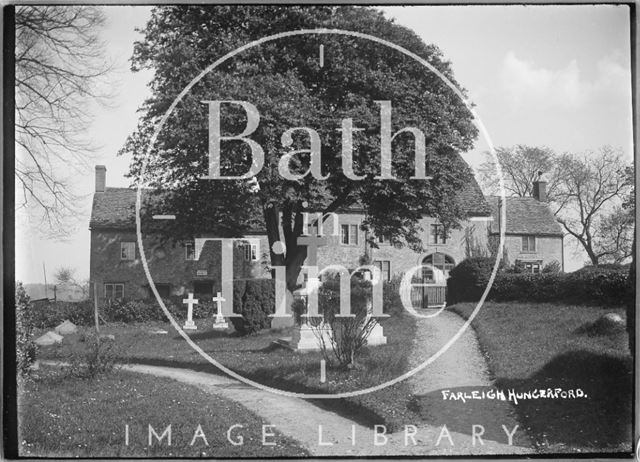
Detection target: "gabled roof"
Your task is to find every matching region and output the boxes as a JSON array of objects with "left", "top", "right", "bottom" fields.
[
  {"left": 90, "top": 187, "right": 141, "bottom": 230},
  {"left": 487, "top": 196, "right": 563, "bottom": 237}
]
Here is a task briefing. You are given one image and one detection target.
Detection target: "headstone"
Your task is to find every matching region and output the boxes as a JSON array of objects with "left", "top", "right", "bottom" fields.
[
  {"left": 149, "top": 329, "right": 168, "bottom": 335},
  {"left": 99, "top": 334, "right": 115, "bottom": 341},
  {"left": 54, "top": 320, "right": 77, "bottom": 335},
  {"left": 35, "top": 331, "right": 63, "bottom": 346},
  {"left": 182, "top": 292, "right": 198, "bottom": 330},
  {"left": 212, "top": 292, "right": 229, "bottom": 330}
]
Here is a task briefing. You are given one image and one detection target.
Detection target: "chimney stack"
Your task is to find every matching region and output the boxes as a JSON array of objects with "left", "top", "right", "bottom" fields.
[
  {"left": 533, "top": 171, "right": 547, "bottom": 202},
  {"left": 95, "top": 165, "right": 106, "bottom": 193}
]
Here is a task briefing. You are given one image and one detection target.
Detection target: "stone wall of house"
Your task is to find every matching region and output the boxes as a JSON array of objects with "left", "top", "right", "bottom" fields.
[
  {"left": 496, "top": 234, "right": 564, "bottom": 270},
  {"left": 308, "top": 213, "right": 492, "bottom": 279},
  {"left": 89, "top": 229, "right": 259, "bottom": 300}
]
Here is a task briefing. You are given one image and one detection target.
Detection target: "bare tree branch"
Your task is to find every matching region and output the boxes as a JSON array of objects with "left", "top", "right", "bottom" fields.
[{"left": 15, "top": 5, "right": 114, "bottom": 239}]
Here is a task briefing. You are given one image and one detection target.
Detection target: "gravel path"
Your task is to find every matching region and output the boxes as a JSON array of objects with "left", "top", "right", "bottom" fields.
[{"left": 106, "top": 309, "right": 533, "bottom": 456}]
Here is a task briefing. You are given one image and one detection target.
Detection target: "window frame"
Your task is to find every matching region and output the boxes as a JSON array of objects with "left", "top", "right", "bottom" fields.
[
  {"left": 104, "top": 283, "right": 124, "bottom": 300},
  {"left": 521, "top": 236, "right": 536, "bottom": 252},
  {"left": 243, "top": 242, "right": 258, "bottom": 261},
  {"left": 373, "top": 260, "right": 391, "bottom": 281},
  {"left": 120, "top": 242, "right": 135, "bottom": 261},
  {"left": 430, "top": 224, "right": 447, "bottom": 244},
  {"left": 185, "top": 242, "right": 195, "bottom": 261},
  {"left": 340, "top": 224, "right": 359, "bottom": 246}
]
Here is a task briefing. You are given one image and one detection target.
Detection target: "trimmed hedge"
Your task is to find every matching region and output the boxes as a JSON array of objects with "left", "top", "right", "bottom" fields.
[
  {"left": 447, "top": 258, "right": 630, "bottom": 307},
  {"left": 447, "top": 257, "right": 495, "bottom": 304},
  {"left": 230, "top": 278, "right": 275, "bottom": 335},
  {"left": 489, "top": 270, "right": 629, "bottom": 306}
]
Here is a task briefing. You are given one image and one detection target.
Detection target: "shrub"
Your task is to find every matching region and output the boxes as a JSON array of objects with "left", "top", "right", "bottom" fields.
[
  {"left": 29, "top": 300, "right": 94, "bottom": 328},
  {"left": 16, "top": 282, "right": 37, "bottom": 377},
  {"left": 447, "top": 257, "right": 495, "bottom": 304},
  {"left": 542, "top": 260, "right": 561, "bottom": 273},
  {"left": 488, "top": 270, "right": 629, "bottom": 306},
  {"left": 230, "top": 279, "right": 275, "bottom": 335},
  {"left": 68, "top": 333, "right": 117, "bottom": 379}
]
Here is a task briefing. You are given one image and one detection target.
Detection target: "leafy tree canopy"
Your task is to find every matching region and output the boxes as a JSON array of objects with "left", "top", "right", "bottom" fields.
[{"left": 122, "top": 6, "right": 479, "bottom": 289}]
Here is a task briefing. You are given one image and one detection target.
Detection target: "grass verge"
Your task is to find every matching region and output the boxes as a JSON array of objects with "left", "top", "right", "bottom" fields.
[
  {"left": 38, "top": 309, "right": 418, "bottom": 432},
  {"left": 18, "top": 367, "right": 309, "bottom": 457},
  {"left": 448, "top": 302, "right": 632, "bottom": 454}
]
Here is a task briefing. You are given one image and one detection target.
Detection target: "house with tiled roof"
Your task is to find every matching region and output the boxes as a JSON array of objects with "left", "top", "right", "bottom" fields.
[
  {"left": 89, "top": 163, "right": 562, "bottom": 306},
  {"left": 488, "top": 179, "right": 565, "bottom": 273}
]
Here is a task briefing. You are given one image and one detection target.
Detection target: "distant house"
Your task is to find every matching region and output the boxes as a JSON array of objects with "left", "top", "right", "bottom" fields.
[
  {"left": 89, "top": 163, "right": 563, "bottom": 306},
  {"left": 487, "top": 179, "right": 564, "bottom": 273}
]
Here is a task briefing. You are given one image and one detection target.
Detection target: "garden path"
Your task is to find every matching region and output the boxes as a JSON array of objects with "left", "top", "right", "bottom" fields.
[{"left": 113, "top": 309, "right": 533, "bottom": 456}]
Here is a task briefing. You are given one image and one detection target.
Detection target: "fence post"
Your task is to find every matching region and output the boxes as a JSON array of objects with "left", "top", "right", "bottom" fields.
[{"left": 93, "top": 282, "right": 100, "bottom": 337}]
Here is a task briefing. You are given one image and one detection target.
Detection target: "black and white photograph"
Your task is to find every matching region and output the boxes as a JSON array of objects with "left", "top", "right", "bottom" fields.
[{"left": 5, "top": 2, "right": 637, "bottom": 458}]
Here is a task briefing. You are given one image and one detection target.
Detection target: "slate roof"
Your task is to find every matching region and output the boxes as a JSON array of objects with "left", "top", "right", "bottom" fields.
[{"left": 487, "top": 196, "right": 563, "bottom": 237}]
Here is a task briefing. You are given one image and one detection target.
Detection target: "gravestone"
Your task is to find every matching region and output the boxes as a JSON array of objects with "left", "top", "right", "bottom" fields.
[
  {"left": 35, "top": 331, "right": 63, "bottom": 346},
  {"left": 212, "top": 292, "right": 229, "bottom": 330},
  {"left": 54, "top": 320, "right": 77, "bottom": 335},
  {"left": 182, "top": 292, "right": 198, "bottom": 330}
]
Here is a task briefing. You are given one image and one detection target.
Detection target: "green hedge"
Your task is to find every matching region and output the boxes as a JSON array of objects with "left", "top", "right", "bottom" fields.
[
  {"left": 230, "top": 278, "right": 275, "bottom": 335},
  {"left": 489, "top": 271, "right": 629, "bottom": 306},
  {"left": 446, "top": 258, "right": 630, "bottom": 307},
  {"left": 447, "top": 257, "right": 495, "bottom": 304}
]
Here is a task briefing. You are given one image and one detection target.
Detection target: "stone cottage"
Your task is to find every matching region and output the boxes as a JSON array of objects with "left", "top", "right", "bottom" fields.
[{"left": 89, "top": 164, "right": 563, "bottom": 306}]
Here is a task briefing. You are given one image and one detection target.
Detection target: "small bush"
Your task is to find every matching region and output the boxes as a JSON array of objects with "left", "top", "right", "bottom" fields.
[
  {"left": 16, "top": 282, "right": 37, "bottom": 377},
  {"left": 67, "top": 333, "right": 117, "bottom": 379},
  {"left": 230, "top": 279, "right": 275, "bottom": 335},
  {"left": 447, "top": 257, "right": 495, "bottom": 304},
  {"left": 542, "top": 260, "right": 561, "bottom": 273}
]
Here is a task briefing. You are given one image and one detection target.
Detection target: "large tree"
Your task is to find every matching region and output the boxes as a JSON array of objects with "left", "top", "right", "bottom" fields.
[
  {"left": 15, "top": 6, "right": 111, "bottom": 237},
  {"left": 122, "top": 6, "right": 479, "bottom": 292}
]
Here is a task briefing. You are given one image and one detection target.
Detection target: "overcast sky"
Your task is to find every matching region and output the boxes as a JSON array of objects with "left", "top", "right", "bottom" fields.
[{"left": 15, "top": 5, "right": 633, "bottom": 283}]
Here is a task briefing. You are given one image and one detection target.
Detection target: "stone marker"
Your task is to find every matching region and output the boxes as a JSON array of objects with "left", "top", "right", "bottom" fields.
[
  {"left": 149, "top": 329, "right": 168, "bottom": 335},
  {"left": 35, "top": 331, "right": 63, "bottom": 346},
  {"left": 54, "top": 320, "right": 77, "bottom": 335},
  {"left": 212, "top": 292, "right": 229, "bottom": 330},
  {"left": 99, "top": 334, "right": 116, "bottom": 341},
  {"left": 182, "top": 292, "right": 198, "bottom": 330}
]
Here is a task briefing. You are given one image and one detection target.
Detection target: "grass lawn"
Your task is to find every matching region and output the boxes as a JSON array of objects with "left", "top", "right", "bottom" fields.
[
  {"left": 18, "top": 367, "right": 309, "bottom": 457},
  {"left": 449, "top": 302, "right": 633, "bottom": 454},
  {"left": 38, "top": 310, "right": 419, "bottom": 431}
]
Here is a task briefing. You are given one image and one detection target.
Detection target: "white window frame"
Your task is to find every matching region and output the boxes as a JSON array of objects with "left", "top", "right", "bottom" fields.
[
  {"left": 374, "top": 260, "right": 391, "bottom": 281},
  {"left": 341, "top": 224, "right": 359, "bottom": 246},
  {"left": 105, "top": 283, "right": 124, "bottom": 300},
  {"left": 120, "top": 242, "right": 135, "bottom": 260},
  {"left": 243, "top": 242, "right": 258, "bottom": 261},
  {"left": 522, "top": 236, "right": 536, "bottom": 252},
  {"left": 185, "top": 242, "right": 195, "bottom": 261},
  {"left": 430, "top": 224, "right": 447, "bottom": 244}
]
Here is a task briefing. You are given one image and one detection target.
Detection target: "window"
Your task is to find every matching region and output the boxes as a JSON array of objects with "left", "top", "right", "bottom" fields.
[
  {"left": 522, "top": 236, "right": 536, "bottom": 252},
  {"left": 243, "top": 243, "right": 258, "bottom": 261},
  {"left": 430, "top": 224, "right": 447, "bottom": 244},
  {"left": 185, "top": 242, "right": 195, "bottom": 260},
  {"left": 105, "top": 283, "right": 124, "bottom": 300},
  {"left": 121, "top": 242, "right": 135, "bottom": 260},
  {"left": 422, "top": 253, "right": 455, "bottom": 282},
  {"left": 374, "top": 260, "right": 391, "bottom": 281},
  {"left": 377, "top": 234, "right": 391, "bottom": 244},
  {"left": 193, "top": 281, "right": 214, "bottom": 298},
  {"left": 340, "top": 224, "right": 359, "bottom": 245},
  {"left": 519, "top": 260, "right": 542, "bottom": 274}
]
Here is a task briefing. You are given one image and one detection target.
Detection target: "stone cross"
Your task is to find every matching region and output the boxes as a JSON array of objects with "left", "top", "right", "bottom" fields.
[
  {"left": 212, "top": 291, "right": 229, "bottom": 330},
  {"left": 182, "top": 292, "right": 198, "bottom": 330}
]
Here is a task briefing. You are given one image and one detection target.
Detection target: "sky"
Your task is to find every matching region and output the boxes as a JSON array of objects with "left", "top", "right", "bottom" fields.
[{"left": 15, "top": 5, "right": 634, "bottom": 283}]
